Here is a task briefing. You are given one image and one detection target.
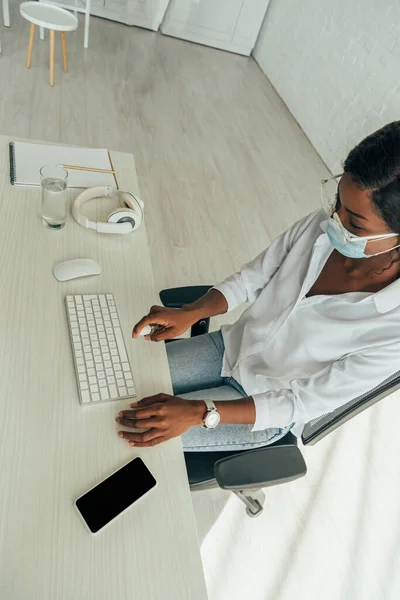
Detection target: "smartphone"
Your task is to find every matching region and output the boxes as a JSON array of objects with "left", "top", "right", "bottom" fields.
[{"left": 75, "top": 457, "right": 157, "bottom": 535}]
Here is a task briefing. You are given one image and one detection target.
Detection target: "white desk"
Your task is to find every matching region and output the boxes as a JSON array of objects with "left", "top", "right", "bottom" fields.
[{"left": 0, "top": 137, "right": 207, "bottom": 600}]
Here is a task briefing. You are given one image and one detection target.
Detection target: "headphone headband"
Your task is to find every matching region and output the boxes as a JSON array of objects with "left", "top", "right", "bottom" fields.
[{"left": 72, "top": 187, "right": 144, "bottom": 234}]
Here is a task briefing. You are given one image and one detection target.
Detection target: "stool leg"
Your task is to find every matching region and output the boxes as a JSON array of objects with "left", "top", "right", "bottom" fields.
[
  {"left": 49, "top": 29, "right": 55, "bottom": 86},
  {"left": 61, "top": 32, "right": 68, "bottom": 73},
  {"left": 26, "top": 24, "right": 35, "bottom": 69},
  {"left": 3, "top": 0, "right": 10, "bottom": 28},
  {"left": 84, "top": 5, "right": 90, "bottom": 49}
]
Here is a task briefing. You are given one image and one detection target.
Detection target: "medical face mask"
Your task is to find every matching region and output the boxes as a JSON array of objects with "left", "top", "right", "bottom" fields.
[{"left": 327, "top": 213, "right": 400, "bottom": 259}]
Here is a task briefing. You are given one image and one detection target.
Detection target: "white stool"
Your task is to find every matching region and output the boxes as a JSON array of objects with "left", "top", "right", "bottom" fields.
[{"left": 20, "top": 2, "right": 78, "bottom": 87}]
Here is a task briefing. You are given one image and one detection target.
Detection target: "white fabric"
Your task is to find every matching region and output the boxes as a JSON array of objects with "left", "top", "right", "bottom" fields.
[{"left": 213, "top": 209, "right": 400, "bottom": 436}]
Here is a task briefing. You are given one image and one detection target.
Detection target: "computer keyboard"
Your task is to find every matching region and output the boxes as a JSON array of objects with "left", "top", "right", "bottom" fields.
[{"left": 65, "top": 294, "right": 136, "bottom": 404}]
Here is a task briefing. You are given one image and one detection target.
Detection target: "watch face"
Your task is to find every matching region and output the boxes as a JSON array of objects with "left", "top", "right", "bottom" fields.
[{"left": 205, "top": 410, "right": 220, "bottom": 429}]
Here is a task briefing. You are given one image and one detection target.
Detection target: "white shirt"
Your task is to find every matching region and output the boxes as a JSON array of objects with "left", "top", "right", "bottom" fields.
[{"left": 214, "top": 210, "right": 400, "bottom": 436}]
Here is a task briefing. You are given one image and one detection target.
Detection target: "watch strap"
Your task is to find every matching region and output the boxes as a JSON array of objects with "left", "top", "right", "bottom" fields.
[{"left": 203, "top": 399, "right": 216, "bottom": 411}]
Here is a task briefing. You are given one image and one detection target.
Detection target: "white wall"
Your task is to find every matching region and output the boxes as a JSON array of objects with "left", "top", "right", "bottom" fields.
[{"left": 253, "top": 0, "right": 400, "bottom": 173}]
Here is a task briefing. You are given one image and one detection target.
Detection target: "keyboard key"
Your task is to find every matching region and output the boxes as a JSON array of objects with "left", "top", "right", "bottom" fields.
[
  {"left": 95, "top": 364, "right": 104, "bottom": 373},
  {"left": 106, "top": 328, "right": 113, "bottom": 334},
  {"left": 114, "top": 363, "right": 122, "bottom": 372},
  {"left": 90, "top": 384, "right": 99, "bottom": 393},
  {"left": 107, "top": 376, "right": 115, "bottom": 384},
  {"left": 105, "top": 368, "right": 113, "bottom": 376},
  {"left": 87, "top": 368, "right": 95, "bottom": 376},
  {"left": 79, "top": 373, "right": 87, "bottom": 382},
  {"left": 77, "top": 366, "right": 85, "bottom": 374},
  {"left": 94, "top": 356, "right": 102, "bottom": 364},
  {"left": 116, "top": 372, "right": 124, "bottom": 381},
  {"left": 93, "top": 349, "right": 100, "bottom": 356},
  {"left": 125, "top": 378, "right": 134, "bottom": 388},
  {"left": 91, "top": 393, "right": 100, "bottom": 402},
  {"left": 112, "top": 356, "right": 120, "bottom": 364},
  {"left": 108, "top": 384, "right": 118, "bottom": 398},
  {"left": 114, "top": 328, "right": 128, "bottom": 362},
  {"left": 104, "top": 361, "right": 112, "bottom": 369},
  {"left": 128, "top": 387, "right": 136, "bottom": 396},
  {"left": 122, "top": 363, "right": 130, "bottom": 373},
  {"left": 110, "top": 349, "right": 118, "bottom": 356},
  {"left": 98, "top": 379, "right": 107, "bottom": 388},
  {"left": 75, "top": 295, "right": 82, "bottom": 304},
  {"left": 72, "top": 335, "right": 80, "bottom": 343},
  {"left": 76, "top": 351, "right": 83, "bottom": 358},
  {"left": 92, "top": 342, "right": 99, "bottom": 349},
  {"left": 80, "top": 390, "right": 91, "bottom": 404},
  {"left": 76, "top": 358, "right": 84, "bottom": 366},
  {"left": 118, "top": 387, "right": 127, "bottom": 397},
  {"left": 81, "top": 382, "right": 89, "bottom": 390},
  {"left": 103, "top": 352, "right": 111, "bottom": 361},
  {"left": 88, "top": 376, "right": 97, "bottom": 384},
  {"left": 100, "top": 387, "right": 109, "bottom": 400}
]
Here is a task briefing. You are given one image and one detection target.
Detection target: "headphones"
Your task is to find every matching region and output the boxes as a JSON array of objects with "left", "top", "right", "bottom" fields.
[{"left": 72, "top": 186, "right": 144, "bottom": 235}]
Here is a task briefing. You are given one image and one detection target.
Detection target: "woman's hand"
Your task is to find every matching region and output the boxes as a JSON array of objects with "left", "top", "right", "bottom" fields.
[
  {"left": 116, "top": 394, "right": 205, "bottom": 447},
  {"left": 132, "top": 305, "right": 199, "bottom": 342}
]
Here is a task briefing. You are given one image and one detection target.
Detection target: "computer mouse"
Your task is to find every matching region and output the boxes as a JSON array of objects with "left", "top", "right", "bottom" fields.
[{"left": 54, "top": 258, "right": 101, "bottom": 282}]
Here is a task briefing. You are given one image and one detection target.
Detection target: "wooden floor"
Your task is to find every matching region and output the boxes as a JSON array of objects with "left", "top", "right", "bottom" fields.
[{"left": 1, "top": 10, "right": 399, "bottom": 600}]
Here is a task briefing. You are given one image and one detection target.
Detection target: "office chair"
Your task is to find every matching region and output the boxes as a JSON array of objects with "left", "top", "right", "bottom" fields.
[{"left": 160, "top": 285, "right": 400, "bottom": 517}]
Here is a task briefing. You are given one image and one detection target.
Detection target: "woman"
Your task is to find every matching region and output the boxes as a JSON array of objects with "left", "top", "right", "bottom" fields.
[{"left": 116, "top": 121, "right": 400, "bottom": 450}]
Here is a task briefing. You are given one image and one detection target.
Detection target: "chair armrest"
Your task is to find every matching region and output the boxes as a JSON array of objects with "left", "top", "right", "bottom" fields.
[
  {"left": 214, "top": 444, "right": 307, "bottom": 490},
  {"left": 159, "top": 285, "right": 213, "bottom": 308}
]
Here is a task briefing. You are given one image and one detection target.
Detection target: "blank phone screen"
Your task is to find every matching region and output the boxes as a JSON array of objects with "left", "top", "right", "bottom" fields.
[{"left": 76, "top": 457, "right": 157, "bottom": 533}]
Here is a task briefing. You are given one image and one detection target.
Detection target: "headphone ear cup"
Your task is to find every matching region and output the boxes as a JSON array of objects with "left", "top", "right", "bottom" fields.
[{"left": 107, "top": 209, "right": 137, "bottom": 232}]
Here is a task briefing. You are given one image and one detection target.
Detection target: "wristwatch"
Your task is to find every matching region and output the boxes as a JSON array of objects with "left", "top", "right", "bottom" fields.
[{"left": 202, "top": 400, "right": 220, "bottom": 429}]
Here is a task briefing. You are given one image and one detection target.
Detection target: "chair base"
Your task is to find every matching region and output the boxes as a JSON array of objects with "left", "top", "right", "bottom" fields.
[{"left": 234, "top": 489, "right": 265, "bottom": 517}]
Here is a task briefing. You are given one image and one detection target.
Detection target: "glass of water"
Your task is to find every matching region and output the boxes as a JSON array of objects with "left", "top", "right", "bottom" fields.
[{"left": 40, "top": 165, "right": 68, "bottom": 229}]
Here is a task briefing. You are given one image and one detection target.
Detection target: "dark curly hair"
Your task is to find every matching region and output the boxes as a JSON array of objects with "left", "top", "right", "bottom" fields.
[{"left": 344, "top": 121, "right": 400, "bottom": 234}]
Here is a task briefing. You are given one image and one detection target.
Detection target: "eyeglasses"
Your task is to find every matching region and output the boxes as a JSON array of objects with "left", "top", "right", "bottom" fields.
[
  {"left": 320, "top": 173, "right": 342, "bottom": 217},
  {"left": 320, "top": 173, "right": 398, "bottom": 245}
]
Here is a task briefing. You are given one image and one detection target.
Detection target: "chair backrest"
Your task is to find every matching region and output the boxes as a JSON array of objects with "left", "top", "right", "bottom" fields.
[{"left": 301, "top": 372, "right": 400, "bottom": 446}]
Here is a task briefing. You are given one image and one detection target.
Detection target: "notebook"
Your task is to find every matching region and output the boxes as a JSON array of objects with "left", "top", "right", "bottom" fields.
[{"left": 9, "top": 141, "right": 118, "bottom": 188}]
